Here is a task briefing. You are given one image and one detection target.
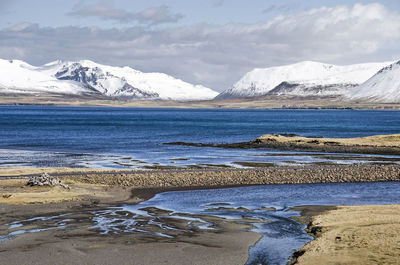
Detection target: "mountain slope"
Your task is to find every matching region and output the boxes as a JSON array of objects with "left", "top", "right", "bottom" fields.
[
  {"left": 0, "top": 59, "right": 91, "bottom": 95},
  {"left": 217, "top": 61, "right": 392, "bottom": 99},
  {"left": 346, "top": 61, "right": 400, "bottom": 103},
  {"left": 0, "top": 59, "right": 218, "bottom": 101}
]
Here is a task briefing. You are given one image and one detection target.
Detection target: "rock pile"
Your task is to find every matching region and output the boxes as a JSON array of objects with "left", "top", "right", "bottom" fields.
[{"left": 27, "top": 172, "right": 70, "bottom": 189}]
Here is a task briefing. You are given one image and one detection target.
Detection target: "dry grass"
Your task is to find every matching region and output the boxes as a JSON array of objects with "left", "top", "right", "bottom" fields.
[
  {"left": 297, "top": 205, "right": 400, "bottom": 265},
  {"left": 258, "top": 134, "right": 400, "bottom": 147}
]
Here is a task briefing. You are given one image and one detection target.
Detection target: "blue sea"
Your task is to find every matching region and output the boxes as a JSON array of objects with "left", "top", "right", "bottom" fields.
[{"left": 1, "top": 106, "right": 400, "bottom": 168}]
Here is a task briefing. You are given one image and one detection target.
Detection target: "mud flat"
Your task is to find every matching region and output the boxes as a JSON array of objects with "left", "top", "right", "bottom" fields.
[
  {"left": 292, "top": 205, "right": 400, "bottom": 265},
  {"left": 1, "top": 166, "right": 400, "bottom": 264},
  {"left": 167, "top": 133, "right": 400, "bottom": 155},
  {"left": 0, "top": 177, "right": 260, "bottom": 265}
]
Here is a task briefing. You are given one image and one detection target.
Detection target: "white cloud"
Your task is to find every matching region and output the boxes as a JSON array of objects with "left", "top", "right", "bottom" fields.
[
  {"left": 68, "top": 3, "right": 183, "bottom": 25},
  {"left": 1, "top": 3, "right": 400, "bottom": 91}
]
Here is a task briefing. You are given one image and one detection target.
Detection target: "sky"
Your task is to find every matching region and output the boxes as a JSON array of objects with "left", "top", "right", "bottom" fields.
[{"left": 1, "top": 0, "right": 400, "bottom": 92}]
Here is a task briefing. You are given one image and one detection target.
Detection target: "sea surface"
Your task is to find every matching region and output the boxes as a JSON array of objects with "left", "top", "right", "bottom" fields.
[{"left": 1, "top": 106, "right": 400, "bottom": 168}]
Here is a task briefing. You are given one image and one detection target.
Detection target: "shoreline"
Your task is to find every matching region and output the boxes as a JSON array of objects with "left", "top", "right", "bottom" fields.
[
  {"left": 1, "top": 94, "right": 400, "bottom": 110},
  {"left": 167, "top": 133, "right": 400, "bottom": 155},
  {"left": 2, "top": 165, "right": 400, "bottom": 191},
  {"left": 2, "top": 165, "right": 400, "bottom": 205}
]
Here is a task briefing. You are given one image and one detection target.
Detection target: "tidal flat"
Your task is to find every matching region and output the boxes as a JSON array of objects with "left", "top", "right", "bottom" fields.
[{"left": 1, "top": 166, "right": 400, "bottom": 264}]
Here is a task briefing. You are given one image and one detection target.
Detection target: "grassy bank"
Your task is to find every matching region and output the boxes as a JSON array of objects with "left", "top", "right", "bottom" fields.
[{"left": 294, "top": 205, "right": 400, "bottom": 264}]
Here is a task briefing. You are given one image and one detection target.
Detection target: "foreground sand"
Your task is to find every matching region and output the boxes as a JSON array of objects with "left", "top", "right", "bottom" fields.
[
  {"left": 1, "top": 208, "right": 260, "bottom": 265},
  {"left": 0, "top": 173, "right": 261, "bottom": 265},
  {"left": 1, "top": 167, "right": 400, "bottom": 264},
  {"left": 296, "top": 205, "right": 400, "bottom": 265}
]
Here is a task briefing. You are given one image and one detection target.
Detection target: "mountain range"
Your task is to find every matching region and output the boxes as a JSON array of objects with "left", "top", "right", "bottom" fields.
[
  {"left": 217, "top": 61, "right": 393, "bottom": 99},
  {"left": 1, "top": 59, "right": 400, "bottom": 103},
  {"left": 0, "top": 59, "right": 219, "bottom": 101},
  {"left": 346, "top": 61, "right": 400, "bottom": 103}
]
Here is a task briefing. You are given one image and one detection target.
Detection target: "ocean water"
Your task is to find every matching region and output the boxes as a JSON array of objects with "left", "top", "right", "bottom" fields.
[{"left": 1, "top": 106, "right": 400, "bottom": 168}]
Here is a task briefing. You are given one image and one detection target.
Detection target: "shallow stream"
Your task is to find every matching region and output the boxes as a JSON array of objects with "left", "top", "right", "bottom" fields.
[{"left": 2, "top": 182, "right": 400, "bottom": 265}]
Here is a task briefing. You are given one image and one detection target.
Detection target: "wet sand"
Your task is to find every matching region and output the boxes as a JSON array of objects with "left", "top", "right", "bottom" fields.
[
  {"left": 0, "top": 175, "right": 261, "bottom": 265},
  {"left": 294, "top": 205, "right": 400, "bottom": 265},
  {"left": 1, "top": 166, "right": 400, "bottom": 264},
  {"left": 0, "top": 205, "right": 260, "bottom": 265}
]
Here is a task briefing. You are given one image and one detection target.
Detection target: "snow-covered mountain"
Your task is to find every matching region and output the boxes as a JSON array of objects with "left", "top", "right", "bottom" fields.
[
  {"left": 346, "top": 61, "right": 400, "bottom": 103},
  {"left": 217, "top": 61, "right": 392, "bottom": 99},
  {"left": 0, "top": 59, "right": 218, "bottom": 101},
  {"left": 0, "top": 59, "right": 91, "bottom": 96}
]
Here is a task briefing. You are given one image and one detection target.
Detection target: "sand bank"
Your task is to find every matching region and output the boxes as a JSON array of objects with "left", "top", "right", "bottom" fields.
[
  {"left": 168, "top": 133, "right": 400, "bottom": 155},
  {"left": 294, "top": 204, "right": 400, "bottom": 264},
  {"left": 1, "top": 165, "right": 400, "bottom": 205}
]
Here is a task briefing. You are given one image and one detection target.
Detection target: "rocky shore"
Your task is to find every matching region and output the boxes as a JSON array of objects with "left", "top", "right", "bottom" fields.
[
  {"left": 2, "top": 165, "right": 400, "bottom": 206},
  {"left": 65, "top": 165, "right": 400, "bottom": 189}
]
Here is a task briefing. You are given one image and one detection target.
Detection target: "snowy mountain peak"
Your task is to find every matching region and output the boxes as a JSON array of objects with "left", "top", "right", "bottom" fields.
[
  {"left": 54, "top": 61, "right": 158, "bottom": 99},
  {"left": 346, "top": 60, "right": 400, "bottom": 103},
  {"left": 217, "top": 61, "right": 393, "bottom": 99},
  {"left": 5, "top": 59, "right": 37, "bottom": 70},
  {"left": 0, "top": 59, "right": 218, "bottom": 101},
  {"left": 376, "top": 60, "right": 400, "bottom": 74}
]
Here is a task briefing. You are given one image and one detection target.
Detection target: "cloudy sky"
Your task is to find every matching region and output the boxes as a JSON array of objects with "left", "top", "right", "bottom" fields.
[{"left": 1, "top": 0, "right": 400, "bottom": 91}]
